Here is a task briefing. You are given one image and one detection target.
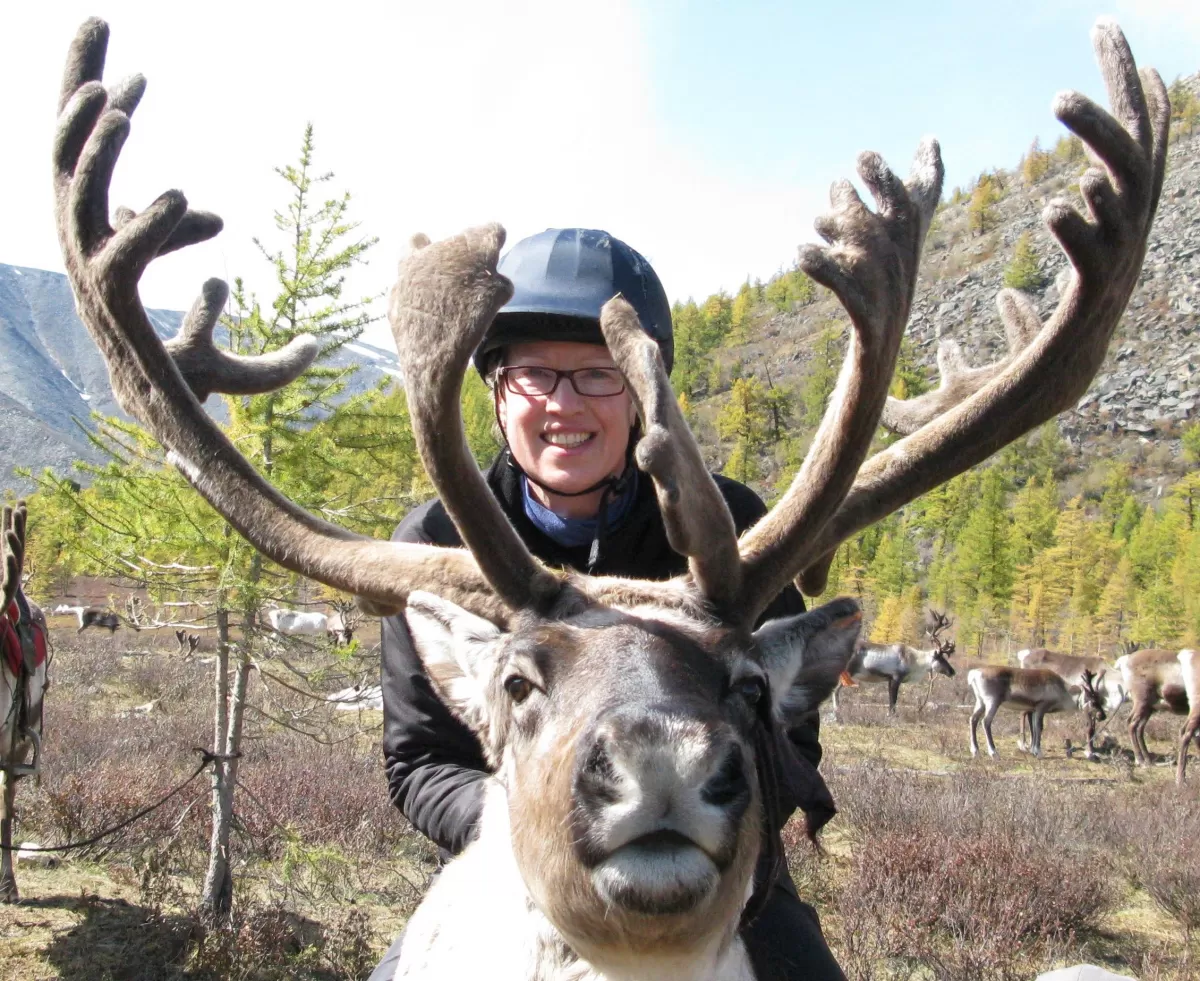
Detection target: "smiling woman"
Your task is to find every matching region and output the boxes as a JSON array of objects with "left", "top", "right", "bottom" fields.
[{"left": 375, "top": 227, "right": 840, "bottom": 981}]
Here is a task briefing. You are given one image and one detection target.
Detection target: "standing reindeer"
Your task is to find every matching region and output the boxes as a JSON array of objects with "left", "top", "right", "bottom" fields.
[
  {"left": 834, "top": 609, "right": 955, "bottom": 714},
  {"left": 53, "top": 604, "right": 121, "bottom": 634},
  {"left": 1178, "top": 649, "right": 1199, "bottom": 785},
  {"left": 1, "top": 503, "right": 49, "bottom": 903},
  {"left": 1118, "top": 648, "right": 1191, "bottom": 770},
  {"left": 968, "top": 666, "right": 1106, "bottom": 759},
  {"left": 1017, "top": 648, "right": 1126, "bottom": 757},
  {"left": 52, "top": 16, "right": 1166, "bottom": 978}
]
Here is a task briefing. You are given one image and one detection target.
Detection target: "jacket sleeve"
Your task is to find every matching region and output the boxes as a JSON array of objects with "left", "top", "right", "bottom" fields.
[{"left": 380, "top": 506, "right": 490, "bottom": 856}]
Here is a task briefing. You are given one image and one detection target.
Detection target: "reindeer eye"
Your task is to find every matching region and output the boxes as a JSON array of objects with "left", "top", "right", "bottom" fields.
[
  {"left": 504, "top": 675, "right": 535, "bottom": 704},
  {"left": 733, "top": 677, "right": 766, "bottom": 708}
]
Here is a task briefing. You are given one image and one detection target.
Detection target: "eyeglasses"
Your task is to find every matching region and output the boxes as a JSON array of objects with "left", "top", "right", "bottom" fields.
[{"left": 497, "top": 365, "right": 627, "bottom": 398}]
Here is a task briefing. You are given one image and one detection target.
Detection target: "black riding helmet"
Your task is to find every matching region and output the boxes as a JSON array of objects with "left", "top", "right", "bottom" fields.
[{"left": 473, "top": 228, "right": 674, "bottom": 377}]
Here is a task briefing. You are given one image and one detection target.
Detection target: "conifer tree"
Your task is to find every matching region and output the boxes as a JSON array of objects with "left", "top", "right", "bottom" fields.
[
  {"left": 1003, "top": 232, "right": 1046, "bottom": 291},
  {"left": 968, "top": 174, "right": 1000, "bottom": 235},
  {"left": 1097, "top": 555, "right": 1137, "bottom": 649},
  {"left": 801, "top": 326, "right": 842, "bottom": 427},
  {"left": 1020, "top": 138, "right": 1052, "bottom": 185}
]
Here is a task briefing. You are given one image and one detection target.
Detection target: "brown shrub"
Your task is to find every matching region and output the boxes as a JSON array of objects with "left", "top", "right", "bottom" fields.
[{"left": 1121, "top": 796, "right": 1200, "bottom": 947}]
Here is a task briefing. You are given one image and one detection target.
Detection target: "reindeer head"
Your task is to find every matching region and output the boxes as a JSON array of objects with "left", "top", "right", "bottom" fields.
[
  {"left": 1078, "top": 669, "right": 1108, "bottom": 722},
  {"left": 51, "top": 15, "right": 1166, "bottom": 966},
  {"left": 927, "top": 610, "right": 956, "bottom": 678},
  {"left": 407, "top": 592, "right": 859, "bottom": 952}
]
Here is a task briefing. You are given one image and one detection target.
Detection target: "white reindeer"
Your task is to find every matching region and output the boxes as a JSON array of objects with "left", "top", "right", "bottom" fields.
[
  {"left": 53, "top": 15, "right": 1166, "bottom": 977},
  {"left": 265, "top": 607, "right": 328, "bottom": 636},
  {"left": 833, "top": 609, "right": 955, "bottom": 714}
]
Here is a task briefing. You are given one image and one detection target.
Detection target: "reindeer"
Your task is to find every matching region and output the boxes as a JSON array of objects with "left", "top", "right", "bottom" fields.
[
  {"left": 968, "top": 666, "right": 1106, "bottom": 759},
  {"left": 1017, "top": 648, "right": 1126, "bottom": 757},
  {"left": 265, "top": 607, "right": 328, "bottom": 636},
  {"left": 1118, "top": 648, "right": 1191, "bottom": 769},
  {"left": 52, "top": 17, "right": 1165, "bottom": 977},
  {"left": 328, "top": 599, "right": 362, "bottom": 647},
  {"left": 54, "top": 604, "right": 121, "bottom": 634},
  {"left": 834, "top": 609, "right": 955, "bottom": 714},
  {"left": 1178, "top": 650, "right": 1199, "bottom": 786},
  {"left": 1, "top": 504, "right": 49, "bottom": 903}
]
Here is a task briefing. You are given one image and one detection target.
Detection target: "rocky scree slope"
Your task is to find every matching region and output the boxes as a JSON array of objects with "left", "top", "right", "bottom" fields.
[{"left": 712, "top": 75, "right": 1200, "bottom": 483}]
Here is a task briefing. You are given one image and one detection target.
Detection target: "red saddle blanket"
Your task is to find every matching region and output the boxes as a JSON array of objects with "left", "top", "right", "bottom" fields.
[{"left": 2, "top": 598, "right": 46, "bottom": 676}]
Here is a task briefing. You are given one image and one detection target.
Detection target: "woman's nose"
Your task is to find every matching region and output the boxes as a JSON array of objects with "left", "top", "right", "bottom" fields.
[{"left": 546, "top": 380, "right": 586, "bottom": 414}]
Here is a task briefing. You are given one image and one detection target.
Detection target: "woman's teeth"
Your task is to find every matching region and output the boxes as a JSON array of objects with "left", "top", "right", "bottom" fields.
[{"left": 544, "top": 432, "right": 593, "bottom": 448}]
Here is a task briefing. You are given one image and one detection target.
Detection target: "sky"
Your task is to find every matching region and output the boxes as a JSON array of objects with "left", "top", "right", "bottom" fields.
[{"left": 1, "top": 1, "right": 1198, "bottom": 351}]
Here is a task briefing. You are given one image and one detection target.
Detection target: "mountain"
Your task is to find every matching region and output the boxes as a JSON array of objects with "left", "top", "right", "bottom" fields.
[{"left": 0, "top": 263, "right": 403, "bottom": 494}]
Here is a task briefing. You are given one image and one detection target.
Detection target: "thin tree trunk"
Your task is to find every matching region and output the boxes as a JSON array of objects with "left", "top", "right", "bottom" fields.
[{"left": 201, "top": 606, "right": 233, "bottom": 916}]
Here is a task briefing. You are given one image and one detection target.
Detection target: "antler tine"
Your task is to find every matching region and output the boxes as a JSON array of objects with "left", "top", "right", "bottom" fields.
[
  {"left": 798, "top": 20, "right": 1167, "bottom": 594},
  {"left": 882, "top": 289, "right": 1043, "bottom": 435},
  {"left": 734, "top": 140, "right": 944, "bottom": 624},
  {"left": 599, "top": 297, "right": 741, "bottom": 611},
  {"left": 2, "top": 504, "right": 22, "bottom": 611},
  {"left": 161, "top": 277, "right": 319, "bottom": 402},
  {"left": 388, "top": 229, "right": 566, "bottom": 613},
  {"left": 52, "top": 19, "right": 520, "bottom": 626}
]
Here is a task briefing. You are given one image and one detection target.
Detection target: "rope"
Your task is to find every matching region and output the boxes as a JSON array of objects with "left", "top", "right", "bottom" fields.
[{"left": 0, "top": 747, "right": 238, "bottom": 854}]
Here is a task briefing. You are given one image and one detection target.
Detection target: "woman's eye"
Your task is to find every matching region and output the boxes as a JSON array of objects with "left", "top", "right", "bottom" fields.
[{"left": 504, "top": 675, "right": 535, "bottom": 704}]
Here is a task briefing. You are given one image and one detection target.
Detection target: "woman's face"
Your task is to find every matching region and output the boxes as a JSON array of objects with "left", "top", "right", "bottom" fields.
[{"left": 497, "top": 341, "right": 637, "bottom": 515}]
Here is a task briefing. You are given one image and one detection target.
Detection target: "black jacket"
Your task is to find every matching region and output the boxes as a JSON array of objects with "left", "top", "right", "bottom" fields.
[{"left": 380, "top": 450, "right": 835, "bottom": 857}]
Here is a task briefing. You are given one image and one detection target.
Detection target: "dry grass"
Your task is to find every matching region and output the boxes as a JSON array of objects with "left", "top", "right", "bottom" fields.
[{"left": 2, "top": 630, "right": 1197, "bottom": 979}]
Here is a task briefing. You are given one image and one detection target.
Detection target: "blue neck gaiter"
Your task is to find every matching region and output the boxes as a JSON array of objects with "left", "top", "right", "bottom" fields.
[{"left": 521, "top": 471, "right": 639, "bottom": 549}]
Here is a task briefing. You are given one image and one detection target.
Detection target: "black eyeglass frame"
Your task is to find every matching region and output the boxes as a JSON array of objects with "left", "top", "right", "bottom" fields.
[{"left": 496, "top": 365, "right": 628, "bottom": 399}]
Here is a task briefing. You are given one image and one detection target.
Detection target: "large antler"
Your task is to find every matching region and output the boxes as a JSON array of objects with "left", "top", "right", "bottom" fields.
[
  {"left": 730, "top": 141, "right": 943, "bottom": 624},
  {"left": 2, "top": 503, "right": 27, "bottom": 612},
  {"left": 599, "top": 297, "right": 742, "bottom": 611},
  {"left": 796, "top": 19, "right": 1168, "bottom": 594},
  {"left": 52, "top": 19, "right": 526, "bottom": 625}
]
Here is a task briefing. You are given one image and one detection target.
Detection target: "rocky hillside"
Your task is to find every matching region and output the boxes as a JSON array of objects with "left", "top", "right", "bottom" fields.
[
  {"left": 0, "top": 263, "right": 401, "bottom": 493},
  {"left": 698, "top": 73, "right": 1200, "bottom": 488}
]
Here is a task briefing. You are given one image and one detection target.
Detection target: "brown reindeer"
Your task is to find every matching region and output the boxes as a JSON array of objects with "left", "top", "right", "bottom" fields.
[
  {"left": 1, "top": 504, "right": 49, "bottom": 903},
  {"left": 1178, "top": 649, "right": 1199, "bottom": 785},
  {"left": 968, "top": 666, "right": 1106, "bottom": 759},
  {"left": 1117, "top": 648, "right": 1191, "bottom": 770},
  {"left": 52, "top": 17, "right": 1166, "bottom": 978},
  {"left": 1017, "top": 648, "right": 1126, "bottom": 757},
  {"left": 834, "top": 610, "right": 955, "bottom": 714}
]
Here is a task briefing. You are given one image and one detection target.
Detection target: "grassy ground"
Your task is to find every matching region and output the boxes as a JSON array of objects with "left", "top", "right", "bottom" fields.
[{"left": 2, "top": 631, "right": 1197, "bottom": 979}]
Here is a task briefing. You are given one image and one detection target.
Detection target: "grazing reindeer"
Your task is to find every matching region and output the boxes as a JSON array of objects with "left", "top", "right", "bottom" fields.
[
  {"left": 1017, "top": 648, "right": 1126, "bottom": 757},
  {"left": 53, "top": 16, "right": 1165, "bottom": 977},
  {"left": 265, "top": 606, "right": 329, "bottom": 637},
  {"left": 1178, "top": 650, "right": 1199, "bottom": 786},
  {"left": 54, "top": 604, "right": 121, "bottom": 634},
  {"left": 1, "top": 504, "right": 49, "bottom": 903},
  {"left": 175, "top": 629, "right": 200, "bottom": 657},
  {"left": 834, "top": 609, "right": 955, "bottom": 714},
  {"left": 1118, "top": 648, "right": 1190, "bottom": 768},
  {"left": 969, "top": 666, "right": 1106, "bottom": 759}
]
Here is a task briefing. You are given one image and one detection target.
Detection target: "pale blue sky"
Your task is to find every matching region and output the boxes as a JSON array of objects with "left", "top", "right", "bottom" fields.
[{"left": 1, "top": 1, "right": 1196, "bottom": 349}]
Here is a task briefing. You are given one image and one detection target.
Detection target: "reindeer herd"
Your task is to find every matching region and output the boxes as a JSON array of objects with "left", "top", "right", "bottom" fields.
[{"left": 0, "top": 12, "right": 1189, "bottom": 980}]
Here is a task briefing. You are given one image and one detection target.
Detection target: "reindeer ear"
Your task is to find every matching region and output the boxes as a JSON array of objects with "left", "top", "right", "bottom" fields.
[
  {"left": 753, "top": 597, "right": 862, "bottom": 717},
  {"left": 404, "top": 591, "right": 504, "bottom": 737}
]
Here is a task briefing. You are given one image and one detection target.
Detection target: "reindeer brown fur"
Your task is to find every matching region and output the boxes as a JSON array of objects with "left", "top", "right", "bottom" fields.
[
  {"left": 1017, "top": 648, "right": 1126, "bottom": 757},
  {"left": 968, "top": 666, "right": 1106, "bottom": 759},
  {"left": 1178, "top": 649, "right": 1199, "bottom": 785},
  {"left": 52, "top": 17, "right": 1167, "bottom": 979},
  {"left": 1, "top": 504, "right": 48, "bottom": 903},
  {"left": 1117, "top": 648, "right": 1190, "bottom": 768}
]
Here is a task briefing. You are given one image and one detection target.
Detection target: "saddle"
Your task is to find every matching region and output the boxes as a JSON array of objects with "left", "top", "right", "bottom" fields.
[{"left": 2, "top": 593, "right": 46, "bottom": 678}]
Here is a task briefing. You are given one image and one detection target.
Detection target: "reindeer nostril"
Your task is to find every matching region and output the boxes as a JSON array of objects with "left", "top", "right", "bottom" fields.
[
  {"left": 701, "top": 747, "right": 747, "bottom": 808},
  {"left": 576, "top": 736, "right": 620, "bottom": 804}
]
